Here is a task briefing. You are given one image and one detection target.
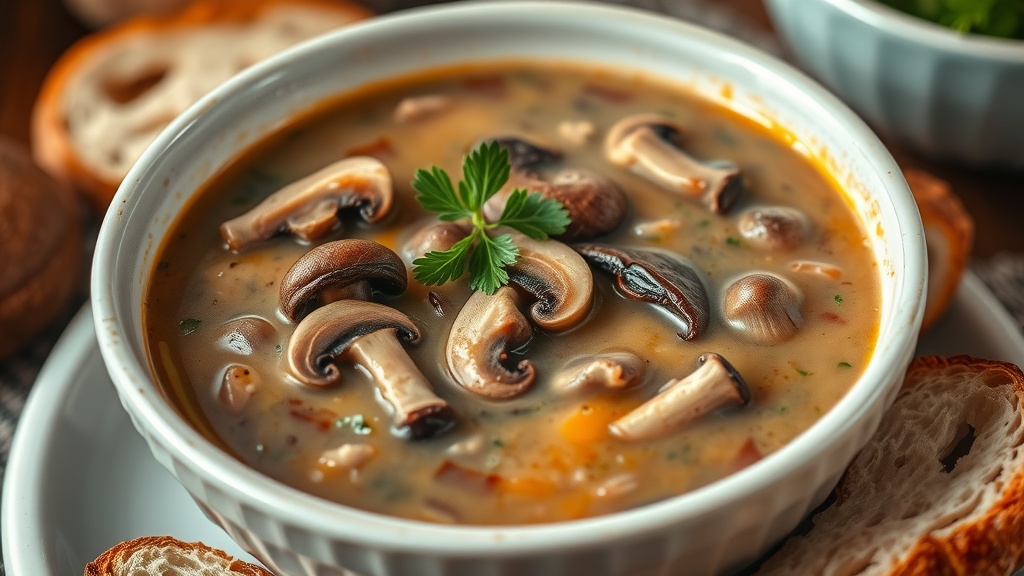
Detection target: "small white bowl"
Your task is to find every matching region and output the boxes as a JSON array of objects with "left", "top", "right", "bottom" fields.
[
  {"left": 766, "top": 0, "right": 1024, "bottom": 168},
  {"left": 91, "top": 2, "right": 926, "bottom": 575}
]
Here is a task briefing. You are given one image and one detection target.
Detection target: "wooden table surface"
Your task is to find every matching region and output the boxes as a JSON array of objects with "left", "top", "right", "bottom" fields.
[{"left": 2, "top": 0, "right": 1022, "bottom": 260}]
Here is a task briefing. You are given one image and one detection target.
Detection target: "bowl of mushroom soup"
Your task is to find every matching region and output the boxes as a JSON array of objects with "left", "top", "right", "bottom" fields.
[{"left": 91, "top": 2, "right": 926, "bottom": 575}]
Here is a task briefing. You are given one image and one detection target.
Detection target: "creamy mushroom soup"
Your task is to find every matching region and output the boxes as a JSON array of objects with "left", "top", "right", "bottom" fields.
[{"left": 145, "top": 62, "right": 880, "bottom": 525}]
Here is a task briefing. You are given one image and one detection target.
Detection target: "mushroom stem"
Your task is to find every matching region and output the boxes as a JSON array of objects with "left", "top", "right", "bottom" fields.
[
  {"left": 605, "top": 114, "right": 743, "bottom": 214},
  {"left": 220, "top": 156, "right": 392, "bottom": 250},
  {"left": 610, "top": 353, "right": 751, "bottom": 441},
  {"left": 348, "top": 331, "right": 455, "bottom": 438},
  {"left": 285, "top": 299, "right": 452, "bottom": 439},
  {"left": 446, "top": 286, "right": 536, "bottom": 399}
]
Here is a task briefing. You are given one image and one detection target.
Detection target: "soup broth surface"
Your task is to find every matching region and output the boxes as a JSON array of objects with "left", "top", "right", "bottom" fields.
[{"left": 146, "top": 62, "right": 880, "bottom": 525}]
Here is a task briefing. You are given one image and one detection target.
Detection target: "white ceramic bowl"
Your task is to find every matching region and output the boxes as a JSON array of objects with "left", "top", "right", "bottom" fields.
[
  {"left": 766, "top": 0, "right": 1024, "bottom": 168},
  {"left": 91, "top": 2, "right": 926, "bottom": 575}
]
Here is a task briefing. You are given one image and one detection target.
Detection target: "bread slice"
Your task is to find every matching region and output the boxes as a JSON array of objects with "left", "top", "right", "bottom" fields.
[
  {"left": 32, "top": 0, "right": 372, "bottom": 212},
  {"left": 757, "top": 355, "right": 1024, "bottom": 576},
  {"left": 904, "top": 169, "right": 974, "bottom": 333},
  {"left": 84, "top": 536, "right": 272, "bottom": 576}
]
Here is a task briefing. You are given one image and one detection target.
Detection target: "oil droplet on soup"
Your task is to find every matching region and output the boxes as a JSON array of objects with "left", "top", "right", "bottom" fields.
[{"left": 145, "top": 62, "right": 879, "bottom": 525}]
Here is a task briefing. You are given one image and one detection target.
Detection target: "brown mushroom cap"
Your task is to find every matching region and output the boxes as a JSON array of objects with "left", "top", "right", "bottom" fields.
[
  {"left": 721, "top": 272, "right": 803, "bottom": 345},
  {"left": 482, "top": 136, "right": 628, "bottom": 241},
  {"left": 278, "top": 239, "right": 407, "bottom": 322},
  {"left": 215, "top": 316, "right": 277, "bottom": 355},
  {"left": 574, "top": 243, "right": 710, "bottom": 341},
  {"left": 286, "top": 299, "right": 420, "bottom": 388},
  {"left": 504, "top": 229, "right": 594, "bottom": 332},
  {"left": 737, "top": 206, "right": 808, "bottom": 252},
  {"left": 446, "top": 286, "right": 536, "bottom": 399},
  {"left": 604, "top": 113, "right": 743, "bottom": 214},
  {"left": 610, "top": 352, "right": 751, "bottom": 441},
  {"left": 220, "top": 156, "right": 392, "bottom": 251}
]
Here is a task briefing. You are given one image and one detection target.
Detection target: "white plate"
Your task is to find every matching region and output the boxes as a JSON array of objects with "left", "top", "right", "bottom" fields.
[{"left": 4, "top": 272, "right": 1024, "bottom": 576}]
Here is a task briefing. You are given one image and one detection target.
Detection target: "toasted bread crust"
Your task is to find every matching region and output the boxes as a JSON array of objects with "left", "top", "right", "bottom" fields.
[
  {"left": 32, "top": 0, "right": 372, "bottom": 213},
  {"left": 84, "top": 535, "right": 272, "bottom": 576},
  {"left": 888, "top": 356, "right": 1024, "bottom": 576},
  {"left": 904, "top": 170, "right": 974, "bottom": 333}
]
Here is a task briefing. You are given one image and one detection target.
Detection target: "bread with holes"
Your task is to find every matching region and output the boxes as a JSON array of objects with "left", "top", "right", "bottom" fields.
[
  {"left": 32, "top": 0, "right": 372, "bottom": 212},
  {"left": 84, "top": 536, "right": 272, "bottom": 576},
  {"left": 757, "top": 355, "right": 1024, "bottom": 575}
]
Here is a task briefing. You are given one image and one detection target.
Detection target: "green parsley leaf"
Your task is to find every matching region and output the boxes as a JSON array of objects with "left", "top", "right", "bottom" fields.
[
  {"left": 468, "top": 233, "right": 518, "bottom": 294},
  {"left": 411, "top": 142, "right": 570, "bottom": 294},
  {"left": 498, "top": 188, "right": 572, "bottom": 239},
  {"left": 834, "top": 294, "right": 844, "bottom": 305},
  {"left": 413, "top": 233, "right": 475, "bottom": 286},
  {"left": 462, "top": 140, "right": 510, "bottom": 210},
  {"left": 179, "top": 318, "right": 201, "bottom": 335},
  {"left": 837, "top": 361, "right": 853, "bottom": 369},
  {"left": 412, "top": 166, "right": 466, "bottom": 220}
]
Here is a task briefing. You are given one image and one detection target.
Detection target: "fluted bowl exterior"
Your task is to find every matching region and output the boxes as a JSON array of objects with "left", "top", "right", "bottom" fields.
[
  {"left": 91, "top": 2, "right": 927, "bottom": 575},
  {"left": 767, "top": 0, "right": 1024, "bottom": 167}
]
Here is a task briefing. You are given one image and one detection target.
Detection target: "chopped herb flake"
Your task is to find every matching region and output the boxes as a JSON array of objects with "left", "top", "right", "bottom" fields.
[
  {"left": 156, "top": 261, "right": 170, "bottom": 270},
  {"left": 179, "top": 318, "right": 201, "bottom": 335},
  {"left": 838, "top": 361, "right": 853, "bottom": 369},
  {"left": 336, "top": 414, "right": 372, "bottom": 435},
  {"left": 726, "top": 236, "right": 741, "bottom": 247},
  {"left": 274, "top": 344, "right": 283, "bottom": 357},
  {"left": 834, "top": 294, "right": 844, "bottom": 305},
  {"left": 492, "top": 438, "right": 506, "bottom": 448}
]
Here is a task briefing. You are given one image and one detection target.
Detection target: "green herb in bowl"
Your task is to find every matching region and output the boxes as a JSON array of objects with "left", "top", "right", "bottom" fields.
[{"left": 880, "top": 0, "right": 1024, "bottom": 38}]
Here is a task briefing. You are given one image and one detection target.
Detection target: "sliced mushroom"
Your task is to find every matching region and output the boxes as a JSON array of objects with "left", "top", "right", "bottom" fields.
[
  {"left": 610, "top": 353, "right": 751, "bottom": 441},
  {"left": 552, "top": 352, "right": 646, "bottom": 395},
  {"left": 504, "top": 229, "right": 594, "bottom": 332},
  {"left": 220, "top": 156, "right": 393, "bottom": 250},
  {"left": 215, "top": 316, "right": 277, "bottom": 355},
  {"left": 482, "top": 137, "right": 628, "bottom": 241},
  {"left": 574, "top": 244, "right": 709, "bottom": 340},
  {"left": 286, "top": 299, "right": 452, "bottom": 439},
  {"left": 737, "top": 206, "right": 808, "bottom": 252},
  {"left": 446, "top": 287, "right": 535, "bottom": 399},
  {"left": 218, "top": 363, "right": 259, "bottom": 413},
  {"left": 401, "top": 221, "right": 470, "bottom": 264},
  {"left": 722, "top": 272, "right": 803, "bottom": 345},
  {"left": 278, "top": 239, "right": 407, "bottom": 322},
  {"left": 605, "top": 114, "right": 743, "bottom": 214}
]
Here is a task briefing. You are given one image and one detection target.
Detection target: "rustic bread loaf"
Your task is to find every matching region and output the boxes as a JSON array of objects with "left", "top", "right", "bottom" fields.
[
  {"left": 84, "top": 536, "right": 272, "bottom": 576},
  {"left": 0, "top": 136, "right": 82, "bottom": 357},
  {"left": 905, "top": 169, "right": 974, "bottom": 333},
  {"left": 33, "top": 0, "right": 372, "bottom": 212},
  {"left": 757, "top": 355, "right": 1024, "bottom": 576}
]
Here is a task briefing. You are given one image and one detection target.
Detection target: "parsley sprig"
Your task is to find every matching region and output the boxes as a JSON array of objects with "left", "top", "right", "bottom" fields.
[{"left": 412, "top": 141, "right": 570, "bottom": 294}]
